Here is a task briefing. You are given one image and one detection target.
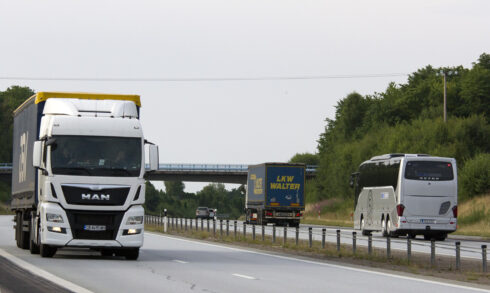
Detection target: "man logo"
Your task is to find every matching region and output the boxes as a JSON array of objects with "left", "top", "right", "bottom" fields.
[{"left": 81, "top": 194, "right": 110, "bottom": 200}]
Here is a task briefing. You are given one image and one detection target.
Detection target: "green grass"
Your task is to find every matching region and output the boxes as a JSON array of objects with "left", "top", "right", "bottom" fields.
[{"left": 0, "top": 202, "right": 13, "bottom": 215}]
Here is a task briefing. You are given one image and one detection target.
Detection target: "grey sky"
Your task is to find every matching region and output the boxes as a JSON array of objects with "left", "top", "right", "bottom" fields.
[{"left": 1, "top": 0, "right": 489, "bottom": 192}]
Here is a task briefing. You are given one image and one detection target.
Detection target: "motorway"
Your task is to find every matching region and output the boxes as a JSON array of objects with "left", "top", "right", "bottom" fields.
[{"left": 0, "top": 216, "right": 488, "bottom": 293}]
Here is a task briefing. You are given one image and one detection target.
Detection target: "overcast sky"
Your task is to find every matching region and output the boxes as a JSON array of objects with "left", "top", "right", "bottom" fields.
[{"left": 1, "top": 0, "right": 488, "bottom": 192}]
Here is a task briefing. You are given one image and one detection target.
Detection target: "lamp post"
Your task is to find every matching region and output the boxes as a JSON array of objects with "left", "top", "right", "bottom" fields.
[{"left": 437, "top": 70, "right": 458, "bottom": 123}]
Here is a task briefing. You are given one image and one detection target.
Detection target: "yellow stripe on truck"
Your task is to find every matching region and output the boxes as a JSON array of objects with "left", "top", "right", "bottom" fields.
[{"left": 34, "top": 92, "right": 141, "bottom": 106}]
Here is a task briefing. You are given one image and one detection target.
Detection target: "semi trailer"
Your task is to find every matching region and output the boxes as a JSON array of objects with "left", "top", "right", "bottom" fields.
[
  {"left": 11, "top": 92, "right": 158, "bottom": 259},
  {"left": 245, "top": 163, "right": 305, "bottom": 227}
]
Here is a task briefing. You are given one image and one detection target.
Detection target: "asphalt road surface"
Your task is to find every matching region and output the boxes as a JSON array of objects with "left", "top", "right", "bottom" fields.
[{"left": 0, "top": 216, "right": 488, "bottom": 293}]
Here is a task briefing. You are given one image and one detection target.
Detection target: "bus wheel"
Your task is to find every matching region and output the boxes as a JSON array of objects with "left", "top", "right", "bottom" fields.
[
  {"left": 360, "top": 218, "right": 368, "bottom": 236},
  {"left": 435, "top": 233, "right": 447, "bottom": 241},
  {"left": 381, "top": 217, "right": 387, "bottom": 237}
]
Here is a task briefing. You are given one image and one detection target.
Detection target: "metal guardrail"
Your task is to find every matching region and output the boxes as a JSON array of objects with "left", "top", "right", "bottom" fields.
[
  {"left": 158, "top": 164, "right": 249, "bottom": 172},
  {"left": 147, "top": 215, "right": 489, "bottom": 273}
]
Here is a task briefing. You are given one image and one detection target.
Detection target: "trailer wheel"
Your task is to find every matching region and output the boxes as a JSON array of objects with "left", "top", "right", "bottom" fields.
[{"left": 360, "top": 217, "right": 369, "bottom": 236}]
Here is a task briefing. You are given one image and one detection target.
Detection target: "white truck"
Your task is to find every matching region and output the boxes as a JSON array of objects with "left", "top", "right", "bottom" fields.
[{"left": 11, "top": 92, "right": 158, "bottom": 259}]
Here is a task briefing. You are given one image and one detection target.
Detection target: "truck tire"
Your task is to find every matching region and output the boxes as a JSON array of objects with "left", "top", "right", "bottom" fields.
[
  {"left": 15, "top": 212, "right": 21, "bottom": 248},
  {"left": 29, "top": 216, "right": 40, "bottom": 254},
  {"left": 124, "top": 248, "right": 139, "bottom": 260},
  {"left": 18, "top": 212, "right": 30, "bottom": 249},
  {"left": 40, "top": 244, "right": 56, "bottom": 258},
  {"left": 38, "top": 222, "right": 56, "bottom": 257}
]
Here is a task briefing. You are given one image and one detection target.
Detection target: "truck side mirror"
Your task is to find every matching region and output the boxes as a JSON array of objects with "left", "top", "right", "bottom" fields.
[
  {"left": 33, "top": 141, "right": 42, "bottom": 168},
  {"left": 148, "top": 144, "right": 159, "bottom": 171}
]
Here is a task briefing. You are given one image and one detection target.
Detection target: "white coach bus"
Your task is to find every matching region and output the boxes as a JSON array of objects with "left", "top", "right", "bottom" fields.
[{"left": 351, "top": 154, "right": 457, "bottom": 240}]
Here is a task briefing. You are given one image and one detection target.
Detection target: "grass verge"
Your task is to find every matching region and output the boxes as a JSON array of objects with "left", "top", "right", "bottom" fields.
[
  {"left": 146, "top": 223, "right": 490, "bottom": 286},
  {"left": 0, "top": 202, "right": 13, "bottom": 215}
]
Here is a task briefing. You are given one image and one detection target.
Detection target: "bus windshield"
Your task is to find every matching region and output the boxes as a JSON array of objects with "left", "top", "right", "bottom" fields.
[
  {"left": 50, "top": 135, "right": 142, "bottom": 177},
  {"left": 404, "top": 161, "right": 453, "bottom": 181}
]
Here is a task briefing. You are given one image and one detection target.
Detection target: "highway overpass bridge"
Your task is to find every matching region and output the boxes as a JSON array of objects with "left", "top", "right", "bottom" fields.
[{"left": 0, "top": 163, "right": 317, "bottom": 184}]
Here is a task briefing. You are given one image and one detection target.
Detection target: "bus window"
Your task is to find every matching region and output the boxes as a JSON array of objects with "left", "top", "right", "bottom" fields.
[{"left": 405, "top": 161, "right": 453, "bottom": 181}]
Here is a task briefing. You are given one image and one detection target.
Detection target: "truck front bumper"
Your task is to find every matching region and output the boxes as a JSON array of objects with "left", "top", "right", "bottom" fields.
[{"left": 40, "top": 203, "right": 144, "bottom": 248}]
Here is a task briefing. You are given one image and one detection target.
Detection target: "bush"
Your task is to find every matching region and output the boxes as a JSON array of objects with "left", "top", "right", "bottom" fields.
[{"left": 459, "top": 153, "right": 490, "bottom": 201}]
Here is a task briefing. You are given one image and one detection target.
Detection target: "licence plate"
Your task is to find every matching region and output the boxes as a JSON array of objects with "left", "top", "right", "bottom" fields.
[
  {"left": 276, "top": 212, "right": 292, "bottom": 217},
  {"left": 84, "top": 225, "right": 106, "bottom": 231},
  {"left": 420, "top": 219, "right": 435, "bottom": 224}
]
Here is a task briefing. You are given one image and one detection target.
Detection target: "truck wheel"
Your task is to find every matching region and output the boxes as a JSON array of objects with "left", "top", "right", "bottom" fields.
[
  {"left": 19, "top": 212, "right": 30, "bottom": 249},
  {"left": 124, "top": 248, "right": 139, "bottom": 260},
  {"left": 29, "top": 217, "right": 40, "bottom": 254},
  {"left": 40, "top": 244, "right": 57, "bottom": 258},
  {"left": 15, "top": 213, "right": 21, "bottom": 248}
]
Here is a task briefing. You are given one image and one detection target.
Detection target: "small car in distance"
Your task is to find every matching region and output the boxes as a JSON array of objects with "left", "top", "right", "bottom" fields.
[{"left": 196, "top": 207, "right": 214, "bottom": 219}]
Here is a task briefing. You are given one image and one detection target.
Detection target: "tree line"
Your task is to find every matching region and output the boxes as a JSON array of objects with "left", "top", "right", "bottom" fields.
[{"left": 291, "top": 53, "right": 489, "bottom": 203}]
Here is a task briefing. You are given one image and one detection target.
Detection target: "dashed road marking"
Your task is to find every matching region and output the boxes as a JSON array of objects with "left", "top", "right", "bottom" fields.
[
  {"left": 173, "top": 259, "right": 188, "bottom": 264},
  {"left": 232, "top": 273, "right": 256, "bottom": 280}
]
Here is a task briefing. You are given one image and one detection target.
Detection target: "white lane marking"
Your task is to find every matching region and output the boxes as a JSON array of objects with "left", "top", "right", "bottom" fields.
[
  {"left": 173, "top": 259, "right": 188, "bottom": 264},
  {"left": 146, "top": 232, "right": 490, "bottom": 292},
  {"left": 0, "top": 248, "right": 93, "bottom": 293},
  {"left": 232, "top": 273, "right": 256, "bottom": 280}
]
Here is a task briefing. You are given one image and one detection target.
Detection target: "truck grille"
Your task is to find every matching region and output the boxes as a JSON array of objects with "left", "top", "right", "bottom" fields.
[
  {"left": 61, "top": 185, "right": 130, "bottom": 206},
  {"left": 66, "top": 210, "right": 124, "bottom": 240}
]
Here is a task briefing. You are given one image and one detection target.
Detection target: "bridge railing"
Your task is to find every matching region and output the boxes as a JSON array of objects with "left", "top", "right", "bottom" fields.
[{"left": 158, "top": 164, "right": 249, "bottom": 172}]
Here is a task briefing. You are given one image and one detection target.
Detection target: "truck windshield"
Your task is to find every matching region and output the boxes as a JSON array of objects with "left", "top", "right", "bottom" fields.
[
  {"left": 50, "top": 136, "right": 142, "bottom": 177},
  {"left": 405, "top": 161, "right": 454, "bottom": 181}
]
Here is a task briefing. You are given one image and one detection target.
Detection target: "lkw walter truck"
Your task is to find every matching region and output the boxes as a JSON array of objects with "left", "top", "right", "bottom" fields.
[
  {"left": 11, "top": 92, "right": 158, "bottom": 259},
  {"left": 245, "top": 163, "right": 305, "bottom": 227}
]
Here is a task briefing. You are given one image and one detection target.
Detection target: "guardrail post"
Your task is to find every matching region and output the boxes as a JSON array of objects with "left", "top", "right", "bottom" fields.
[
  {"left": 164, "top": 216, "right": 168, "bottom": 233},
  {"left": 190, "top": 218, "right": 193, "bottom": 230},
  {"left": 431, "top": 239, "right": 435, "bottom": 266},
  {"left": 387, "top": 236, "right": 391, "bottom": 259},
  {"left": 321, "top": 228, "right": 326, "bottom": 249},
  {"left": 213, "top": 219, "right": 216, "bottom": 238},
  {"left": 272, "top": 225, "right": 276, "bottom": 243},
  {"left": 336, "top": 230, "right": 341, "bottom": 252},
  {"left": 220, "top": 219, "right": 223, "bottom": 237},
  {"left": 195, "top": 218, "right": 198, "bottom": 231},
  {"left": 180, "top": 218, "right": 183, "bottom": 230},
  {"left": 308, "top": 227, "right": 313, "bottom": 248},
  {"left": 482, "top": 245, "right": 487, "bottom": 273},
  {"left": 234, "top": 220, "right": 237, "bottom": 240},
  {"left": 243, "top": 222, "right": 246, "bottom": 239},
  {"left": 252, "top": 225, "right": 256, "bottom": 241},
  {"left": 201, "top": 218, "right": 203, "bottom": 231},
  {"left": 207, "top": 219, "right": 210, "bottom": 232},
  {"left": 283, "top": 226, "right": 287, "bottom": 246},
  {"left": 262, "top": 225, "right": 265, "bottom": 241},
  {"left": 352, "top": 232, "right": 357, "bottom": 254},
  {"left": 407, "top": 238, "right": 411, "bottom": 263},
  {"left": 226, "top": 220, "right": 229, "bottom": 236},
  {"left": 295, "top": 226, "right": 299, "bottom": 246},
  {"left": 185, "top": 218, "right": 188, "bottom": 231},
  {"left": 368, "top": 233, "right": 372, "bottom": 255},
  {"left": 456, "top": 241, "right": 461, "bottom": 271}
]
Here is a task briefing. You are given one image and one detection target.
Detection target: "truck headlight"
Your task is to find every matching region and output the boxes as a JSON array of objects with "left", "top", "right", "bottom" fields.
[
  {"left": 46, "top": 213, "right": 64, "bottom": 223},
  {"left": 126, "top": 216, "right": 143, "bottom": 225}
]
